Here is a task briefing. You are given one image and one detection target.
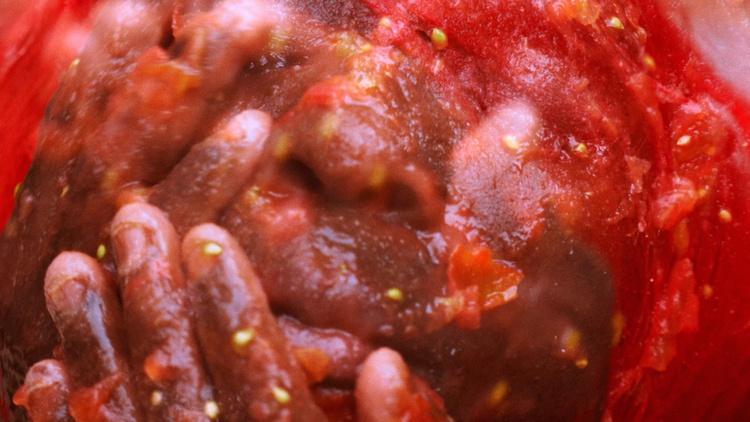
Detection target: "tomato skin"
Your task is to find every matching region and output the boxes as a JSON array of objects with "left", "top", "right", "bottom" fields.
[
  {"left": 605, "top": 1, "right": 750, "bottom": 419},
  {"left": 1, "top": 1, "right": 750, "bottom": 421}
]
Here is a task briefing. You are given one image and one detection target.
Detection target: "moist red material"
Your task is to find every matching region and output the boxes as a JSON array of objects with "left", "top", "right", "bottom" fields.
[{"left": 1, "top": 0, "right": 750, "bottom": 421}]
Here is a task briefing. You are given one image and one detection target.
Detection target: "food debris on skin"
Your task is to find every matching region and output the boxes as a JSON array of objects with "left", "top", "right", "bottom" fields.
[
  {"left": 268, "top": 28, "right": 289, "bottom": 52},
  {"left": 273, "top": 133, "right": 292, "bottom": 161},
  {"left": 557, "top": 326, "right": 591, "bottom": 369},
  {"left": 718, "top": 208, "right": 733, "bottom": 223},
  {"left": 318, "top": 113, "right": 339, "bottom": 140},
  {"left": 204, "top": 400, "right": 219, "bottom": 419},
  {"left": 612, "top": 312, "right": 625, "bottom": 346},
  {"left": 368, "top": 164, "right": 388, "bottom": 190},
  {"left": 379, "top": 17, "right": 393, "bottom": 28},
  {"left": 643, "top": 54, "right": 656, "bottom": 70},
  {"left": 487, "top": 380, "right": 509, "bottom": 407},
  {"left": 385, "top": 288, "right": 404, "bottom": 302},
  {"left": 502, "top": 134, "right": 520, "bottom": 151},
  {"left": 100, "top": 169, "right": 120, "bottom": 192},
  {"left": 447, "top": 244, "right": 524, "bottom": 329},
  {"left": 244, "top": 186, "right": 262, "bottom": 205},
  {"left": 272, "top": 386, "right": 291, "bottom": 405},
  {"left": 232, "top": 327, "right": 256, "bottom": 353},
  {"left": 605, "top": 16, "right": 624, "bottom": 30},
  {"left": 430, "top": 28, "right": 448, "bottom": 50},
  {"left": 676, "top": 135, "right": 692, "bottom": 146},
  {"left": 96, "top": 244, "right": 107, "bottom": 260},
  {"left": 202, "top": 241, "right": 223, "bottom": 257},
  {"left": 560, "top": 327, "right": 582, "bottom": 356},
  {"left": 150, "top": 390, "right": 164, "bottom": 407}
]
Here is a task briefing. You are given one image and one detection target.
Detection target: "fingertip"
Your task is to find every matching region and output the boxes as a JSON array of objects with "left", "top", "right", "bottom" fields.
[
  {"left": 221, "top": 109, "right": 272, "bottom": 146},
  {"left": 111, "top": 202, "right": 178, "bottom": 277},
  {"left": 183, "top": 223, "right": 231, "bottom": 249},
  {"left": 356, "top": 348, "right": 411, "bottom": 422},
  {"left": 182, "top": 224, "right": 232, "bottom": 281},
  {"left": 13, "top": 359, "right": 71, "bottom": 418},
  {"left": 360, "top": 348, "right": 408, "bottom": 381},
  {"left": 18, "top": 359, "right": 69, "bottom": 393},
  {"left": 112, "top": 202, "right": 170, "bottom": 233},
  {"left": 44, "top": 252, "right": 104, "bottom": 313}
]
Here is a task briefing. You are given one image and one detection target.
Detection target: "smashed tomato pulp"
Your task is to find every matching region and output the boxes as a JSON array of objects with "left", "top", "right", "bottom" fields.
[{"left": 1, "top": 0, "right": 750, "bottom": 420}]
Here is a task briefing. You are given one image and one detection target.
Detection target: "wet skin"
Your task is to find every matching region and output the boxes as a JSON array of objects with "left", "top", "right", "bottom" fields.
[{"left": 0, "top": 0, "right": 631, "bottom": 420}]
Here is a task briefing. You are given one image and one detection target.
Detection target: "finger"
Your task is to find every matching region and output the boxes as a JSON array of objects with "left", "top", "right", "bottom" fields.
[
  {"left": 173, "top": 0, "right": 276, "bottom": 91},
  {"left": 355, "top": 348, "right": 449, "bottom": 422},
  {"left": 355, "top": 348, "right": 411, "bottom": 422},
  {"left": 182, "top": 224, "right": 325, "bottom": 421},
  {"left": 277, "top": 316, "right": 372, "bottom": 384},
  {"left": 44, "top": 252, "right": 140, "bottom": 421},
  {"left": 41, "top": 0, "right": 176, "bottom": 139},
  {"left": 448, "top": 101, "right": 549, "bottom": 256},
  {"left": 150, "top": 110, "right": 272, "bottom": 235},
  {"left": 0, "top": 0, "right": 180, "bottom": 377},
  {"left": 110, "top": 203, "right": 211, "bottom": 421},
  {"left": 13, "top": 360, "right": 72, "bottom": 422},
  {"left": 82, "top": 0, "right": 277, "bottom": 191}
]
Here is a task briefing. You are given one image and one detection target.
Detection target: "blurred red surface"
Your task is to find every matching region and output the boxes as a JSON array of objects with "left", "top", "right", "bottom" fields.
[{"left": 1, "top": 0, "right": 749, "bottom": 420}]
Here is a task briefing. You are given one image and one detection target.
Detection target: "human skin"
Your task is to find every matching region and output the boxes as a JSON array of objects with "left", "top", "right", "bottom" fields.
[{"left": 2, "top": 0, "right": 750, "bottom": 421}]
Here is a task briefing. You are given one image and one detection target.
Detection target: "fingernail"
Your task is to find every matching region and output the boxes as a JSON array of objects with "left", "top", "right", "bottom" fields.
[
  {"left": 112, "top": 222, "right": 149, "bottom": 276},
  {"left": 45, "top": 274, "right": 87, "bottom": 315}
]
